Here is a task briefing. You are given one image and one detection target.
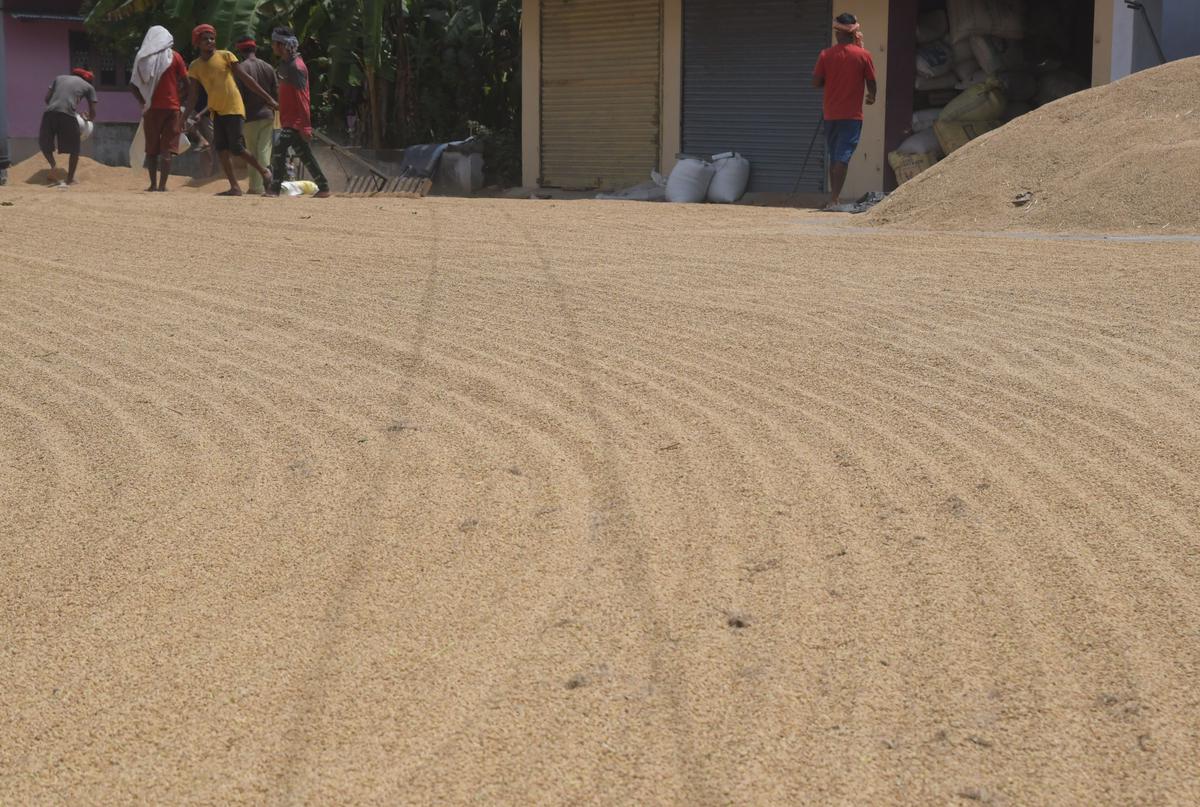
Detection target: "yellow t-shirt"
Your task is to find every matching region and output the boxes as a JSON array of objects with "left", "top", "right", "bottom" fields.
[{"left": 188, "top": 50, "right": 245, "bottom": 117}]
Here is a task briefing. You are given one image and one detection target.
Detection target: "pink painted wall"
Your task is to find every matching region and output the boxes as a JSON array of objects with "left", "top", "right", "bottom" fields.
[{"left": 4, "top": 15, "right": 141, "bottom": 137}]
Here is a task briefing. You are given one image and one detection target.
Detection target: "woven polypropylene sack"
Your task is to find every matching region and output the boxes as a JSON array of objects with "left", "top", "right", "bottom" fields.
[
  {"left": 707, "top": 153, "right": 750, "bottom": 204},
  {"left": 665, "top": 158, "right": 715, "bottom": 203}
]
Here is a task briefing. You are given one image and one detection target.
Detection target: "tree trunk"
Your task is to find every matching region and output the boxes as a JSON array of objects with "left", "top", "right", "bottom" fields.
[
  {"left": 365, "top": 65, "right": 383, "bottom": 150},
  {"left": 393, "top": 10, "right": 411, "bottom": 143}
]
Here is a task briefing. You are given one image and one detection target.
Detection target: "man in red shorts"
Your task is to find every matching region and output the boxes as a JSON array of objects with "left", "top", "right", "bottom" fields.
[
  {"left": 130, "top": 25, "right": 189, "bottom": 192},
  {"left": 813, "top": 12, "right": 877, "bottom": 210}
]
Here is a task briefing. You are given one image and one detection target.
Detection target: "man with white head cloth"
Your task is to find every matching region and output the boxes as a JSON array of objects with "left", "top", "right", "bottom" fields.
[{"left": 130, "top": 25, "right": 189, "bottom": 191}]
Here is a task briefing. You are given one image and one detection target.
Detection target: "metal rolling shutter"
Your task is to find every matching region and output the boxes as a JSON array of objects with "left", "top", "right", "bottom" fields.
[
  {"left": 541, "top": 0, "right": 662, "bottom": 189},
  {"left": 683, "top": 0, "right": 831, "bottom": 192}
]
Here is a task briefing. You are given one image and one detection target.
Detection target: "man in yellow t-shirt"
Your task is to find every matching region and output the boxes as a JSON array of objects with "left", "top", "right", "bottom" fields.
[{"left": 183, "top": 24, "right": 278, "bottom": 196}]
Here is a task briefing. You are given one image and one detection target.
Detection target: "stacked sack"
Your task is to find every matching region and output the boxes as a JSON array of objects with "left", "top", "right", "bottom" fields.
[
  {"left": 888, "top": 109, "right": 944, "bottom": 185},
  {"left": 895, "top": 0, "right": 1092, "bottom": 186},
  {"left": 664, "top": 152, "right": 752, "bottom": 204},
  {"left": 895, "top": 0, "right": 1019, "bottom": 184},
  {"left": 934, "top": 77, "right": 1006, "bottom": 156},
  {"left": 895, "top": 6, "right": 956, "bottom": 184},
  {"left": 936, "top": 0, "right": 1022, "bottom": 156},
  {"left": 939, "top": 0, "right": 1090, "bottom": 142}
]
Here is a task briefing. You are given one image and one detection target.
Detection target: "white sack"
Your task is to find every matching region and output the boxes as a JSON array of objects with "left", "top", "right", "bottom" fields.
[
  {"left": 896, "top": 128, "right": 943, "bottom": 156},
  {"left": 707, "top": 152, "right": 750, "bottom": 204},
  {"left": 917, "top": 40, "right": 955, "bottom": 79},
  {"left": 912, "top": 108, "right": 944, "bottom": 133},
  {"left": 665, "top": 158, "right": 715, "bottom": 203}
]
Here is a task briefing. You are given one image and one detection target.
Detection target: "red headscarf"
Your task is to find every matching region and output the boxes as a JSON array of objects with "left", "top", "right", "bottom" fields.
[
  {"left": 71, "top": 67, "right": 94, "bottom": 83},
  {"left": 834, "top": 19, "right": 864, "bottom": 47},
  {"left": 192, "top": 23, "right": 216, "bottom": 47}
]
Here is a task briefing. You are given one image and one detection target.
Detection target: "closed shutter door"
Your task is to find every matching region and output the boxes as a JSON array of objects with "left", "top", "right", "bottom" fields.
[
  {"left": 541, "top": 0, "right": 662, "bottom": 189},
  {"left": 683, "top": 0, "right": 831, "bottom": 192}
]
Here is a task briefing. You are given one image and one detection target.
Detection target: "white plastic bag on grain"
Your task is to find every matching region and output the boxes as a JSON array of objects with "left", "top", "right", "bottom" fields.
[
  {"left": 917, "top": 9, "right": 949, "bottom": 44},
  {"left": 912, "top": 108, "right": 944, "bottom": 133},
  {"left": 595, "top": 171, "right": 668, "bottom": 201},
  {"left": 595, "top": 181, "right": 666, "bottom": 202},
  {"left": 280, "top": 180, "right": 319, "bottom": 196},
  {"left": 917, "top": 40, "right": 955, "bottom": 79},
  {"left": 665, "top": 157, "right": 715, "bottom": 203},
  {"left": 707, "top": 152, "right": 750, "bottom": 204},
  {"left": 896, "top": 128, "right": 943, "bottom": 157}
]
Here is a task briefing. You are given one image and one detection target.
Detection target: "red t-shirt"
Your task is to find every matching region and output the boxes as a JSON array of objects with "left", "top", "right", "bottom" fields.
[
  {"left": 150, "top": 51, "right": 188, "bottom": 110},
  {"left": 277, "top": 55, "right": 312, "bottom": 135},
  {"left": 814, "top": 44, "right": 876, "bottom": 121}
]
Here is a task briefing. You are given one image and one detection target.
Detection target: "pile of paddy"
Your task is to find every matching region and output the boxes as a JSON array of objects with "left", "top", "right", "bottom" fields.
[
  {"left": 865, "top": 56, "right": 1200, "bottom": 234},
  {"left": 3, "top": 154, "right": 243, "bottom": 192},
  {"left": 4, "top": 154, "right": 143, "bottom": 191}
]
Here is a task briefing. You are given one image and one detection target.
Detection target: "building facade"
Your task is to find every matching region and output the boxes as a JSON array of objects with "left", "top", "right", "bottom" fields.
[
  {"left": 1, "top": 0, "right": 141, "bottom": 168},
  {"left": 522, "top": 0, "right": 1200, "bottom": 199}
]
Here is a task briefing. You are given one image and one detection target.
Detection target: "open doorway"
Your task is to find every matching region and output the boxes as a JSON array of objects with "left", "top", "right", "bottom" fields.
[{"left": 891, "top": 0, "right": 1096, "bottom": 187}]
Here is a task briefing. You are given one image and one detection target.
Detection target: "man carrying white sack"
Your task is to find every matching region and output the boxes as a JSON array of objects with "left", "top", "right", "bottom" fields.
[{"left": 129, "top": 25, "right": 189, "bottom": 192}]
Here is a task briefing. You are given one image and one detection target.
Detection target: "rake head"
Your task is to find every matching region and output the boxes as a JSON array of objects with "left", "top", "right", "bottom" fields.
[{"left": 342, "top": 174, "right": 434, "bottom": 198}]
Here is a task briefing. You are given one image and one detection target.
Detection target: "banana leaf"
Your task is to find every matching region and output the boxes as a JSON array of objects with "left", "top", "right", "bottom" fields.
[{"left": 206, "top": 0, "right": 264, "bottom": 46}]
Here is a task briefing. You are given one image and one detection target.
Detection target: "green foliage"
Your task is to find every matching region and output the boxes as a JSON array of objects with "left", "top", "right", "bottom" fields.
[
  {"left": 85, "top": 0, "right": 265, "bottom": 49},
  {"left": 85, "top": 0, "right": 523, "bottom": 183}
]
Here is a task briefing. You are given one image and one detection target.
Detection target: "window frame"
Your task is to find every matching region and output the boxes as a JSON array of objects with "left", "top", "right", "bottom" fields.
[{"left": 68, "top": 30, "right": 131, "bottom": 92}]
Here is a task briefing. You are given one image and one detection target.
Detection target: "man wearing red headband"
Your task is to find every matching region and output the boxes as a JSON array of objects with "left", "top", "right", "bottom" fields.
[
  {"left": 813, "top": 12, "right": 876, "bottom": 210},
  {"left": 130, "top": 25, "right": 189, "bottom": 192},
  {"left": 264, "top": 27, "right": 330, "bottom": 197},
  {"left": 184, "top": 24, "right": 277, "bottom": 196},
  {"left": 233, "top": 35, "right": 278, "bottom": 195},
  {"left": 39, "top": 67, "right": 97, "bottom": 186}
]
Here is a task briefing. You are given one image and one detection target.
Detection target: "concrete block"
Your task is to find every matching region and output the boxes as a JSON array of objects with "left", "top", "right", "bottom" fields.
[{"left": 434, "top": 152, "right": 484, "bottom": 196}]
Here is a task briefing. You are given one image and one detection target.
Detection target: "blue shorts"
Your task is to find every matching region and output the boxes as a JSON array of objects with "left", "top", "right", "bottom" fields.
[{"left": 824, "top": 119, "right": 862, "bottom": 165}]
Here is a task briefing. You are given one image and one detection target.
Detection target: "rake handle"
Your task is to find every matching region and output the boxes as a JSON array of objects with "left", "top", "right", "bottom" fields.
[{"left": 311, "top": 130, "right": 389, "bottom": 182}]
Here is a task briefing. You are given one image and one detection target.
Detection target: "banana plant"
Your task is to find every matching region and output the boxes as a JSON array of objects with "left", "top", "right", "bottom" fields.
[
  {"left": 85, "top": 0, "right": 290, "bottom": 49},
  {"left": 84, "top": 0, "right": 525, "bottom": 180}
]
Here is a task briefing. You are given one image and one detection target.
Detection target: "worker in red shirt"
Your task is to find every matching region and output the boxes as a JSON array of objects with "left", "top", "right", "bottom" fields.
[
  {"left": 264, "top": 27, "right": 331, "bottom": 198},
  {"left": 812, "top": 12, "right": 877, "bottom": 210}
]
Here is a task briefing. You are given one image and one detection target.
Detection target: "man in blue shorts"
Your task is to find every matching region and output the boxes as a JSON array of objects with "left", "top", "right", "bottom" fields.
[{"left": 813, "top": 12, "right": 877, "bottom": 210}]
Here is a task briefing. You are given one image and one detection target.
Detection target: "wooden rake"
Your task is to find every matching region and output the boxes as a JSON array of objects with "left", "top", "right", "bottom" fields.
[{"left": 312, "top": 131, "right": 433, "bottom": 198}]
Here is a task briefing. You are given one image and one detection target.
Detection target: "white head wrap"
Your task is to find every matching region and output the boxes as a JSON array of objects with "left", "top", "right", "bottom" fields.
[{"left": 131, "top": 26, "right": 175, "bottom": 112}]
